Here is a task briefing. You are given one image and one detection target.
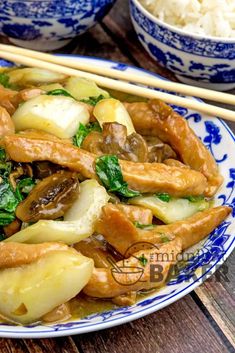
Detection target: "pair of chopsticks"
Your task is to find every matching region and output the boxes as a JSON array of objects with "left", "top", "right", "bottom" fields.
[{"left": 0, "top": 44, "right": 235, "bottom": 122}]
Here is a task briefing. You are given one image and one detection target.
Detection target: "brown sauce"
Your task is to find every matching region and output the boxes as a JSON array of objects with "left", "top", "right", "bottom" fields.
[{"left": 69, "top": 295, "right": 117, "bottom": 320}]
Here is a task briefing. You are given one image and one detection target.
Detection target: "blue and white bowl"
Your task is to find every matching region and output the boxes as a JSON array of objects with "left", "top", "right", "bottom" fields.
[
  {"left": 0, "top": 0, "right": 115, "bottom": 51},
  {"left": 130, "top": 0, "right": 235, "bottom": 91}
]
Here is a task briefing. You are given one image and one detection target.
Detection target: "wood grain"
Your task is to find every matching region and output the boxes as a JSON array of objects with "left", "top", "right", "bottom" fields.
[
  {"left": 75, "top": 296, "right": 231, "bottom": 353},
  {"left": 0, "top": 337, "right": 80, "bottom": 353},
  {"left": 22, "top": 337, "right": 80, "bottom": 353},
  {"left": 194, "top": 258, "right": 235, "bottom": 347},
  {"left": 0, "top": 339, "right": 28, "bottom": 353},
  {"left": 102, "top": 0, "right": 176, "bottom": 80}
]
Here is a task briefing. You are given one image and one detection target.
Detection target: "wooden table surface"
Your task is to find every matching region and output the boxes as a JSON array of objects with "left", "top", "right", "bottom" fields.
[{"left": 0, "top": 1, "right": 234, "bottom": 352}]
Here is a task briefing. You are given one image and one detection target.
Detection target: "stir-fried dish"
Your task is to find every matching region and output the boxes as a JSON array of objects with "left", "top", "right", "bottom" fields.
[{"left": 0, "top": 67, "right": 231, "bottom": 325}]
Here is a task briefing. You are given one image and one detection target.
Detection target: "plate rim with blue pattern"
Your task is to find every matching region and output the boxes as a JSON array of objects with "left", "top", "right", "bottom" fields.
[{"left": 0, "top": 55, "right": 234, "bottom": 338}]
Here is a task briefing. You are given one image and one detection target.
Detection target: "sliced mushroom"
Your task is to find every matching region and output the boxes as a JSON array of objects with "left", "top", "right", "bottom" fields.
[
  {"left": 32, "top": 161, "right": 62, "bottom": 179},
  {"left": 102, "top": 123, "right": 148, "bottom": 162},
  {"left": 82, "top": 131, "right": 103, "bottom": 155},
  {"left": 9, "top": 166, "right": 24, "bottom": 190},
  {"left": 82, "top": 122, "right": 148, "bottom": 163},
  {"left": 74, "top": 235, "right": 112, "bottom": 268},
  {"left": 144, "top": 136, "right": 176, "bottom": 163},
  {"left": 9, "top": 163, "right": 34, "bottom": 190},
  {"left": 16, "top": 171, "right": 80, "bottom": 222}
]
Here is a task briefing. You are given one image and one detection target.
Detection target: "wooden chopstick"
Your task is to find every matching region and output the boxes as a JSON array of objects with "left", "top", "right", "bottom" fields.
[
  {"left": 0, "top": 47, "right": 235, "bottom": 122},
  {"left": 1, "top": 44, "right": 235, "bottom": 106}
]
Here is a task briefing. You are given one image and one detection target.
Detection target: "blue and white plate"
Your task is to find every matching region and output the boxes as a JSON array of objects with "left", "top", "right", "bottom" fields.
[{"left": 0, "top": 56, "right": 234, "bottom": 338}]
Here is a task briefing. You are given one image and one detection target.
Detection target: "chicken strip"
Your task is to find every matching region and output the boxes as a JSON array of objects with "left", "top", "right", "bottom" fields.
[
  {"left": 0, "top": 86, "right": 44, "bottom": 115},
  {"left": 3, "top": 134, "right": 207, "bottom": 197},
  {"left": 3, "top": 219, "right": 21, "bottom": 238},
  {"left": 96, "top": 204, "right": 231, "bottom": 255},
  {"left": 75, "top": 205, "right": 152, "bottom": 268},
  {"left": 163, "top": 159, "right": 190, "bottom": 169},
  {"left": 0, "top": 242, "right": 68, "bottom": 268},
  {"left": 75, "top": 206, "right": 152, "bottom": 268},
  {"left": 0, "top": 85, "right": 18, "bottom": 115},
  {"left": 3, "top": 133, "right": 95, "bottom": 177},
  {"left": 42, "top": 303, "right": 71, "bottom": 323},
  {"left": 158, "top": 206, "right": 231, "bottom": 250},
  {"left": 119, "top": 159, "right": 207, "bottom": 196},
  {"left": 96, "top": 204, "right": 174, "bottom": 255},
  {"left": 0, "top": 106, "right": 15, "bottom": 137},
  {"left": 83, "top": 238, "right": 182, "bottom": 298},
  {"left": 12, "top": 88, "right": 44, "bottom": 106},
  {"left": 112, "top": 291, "right": 137, "bottom": 306},
  {"left": 115, "top": 204, "right": 153, "bottom": 224},
  {"left": 125, "top": 100, "right": 223, "bottom": 196}
]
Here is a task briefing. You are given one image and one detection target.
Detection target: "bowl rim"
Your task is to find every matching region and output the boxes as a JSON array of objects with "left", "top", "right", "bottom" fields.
[{"left": 131, "top": 0, "right": 235, "bottom": 43}]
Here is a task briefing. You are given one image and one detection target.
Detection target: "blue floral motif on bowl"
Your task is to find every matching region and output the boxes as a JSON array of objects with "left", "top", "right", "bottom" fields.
[
  {"left": 130, "top": 0, "right": 235, "bottom": 86},
  {"left": 0, "top": 0, "right": 115, "bottom": 47}
]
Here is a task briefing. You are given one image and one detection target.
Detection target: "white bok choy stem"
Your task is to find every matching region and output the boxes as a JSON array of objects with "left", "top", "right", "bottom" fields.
[
  {"left": 4, "top": 180, "right": 109, "bottom": 245},
  {"left": 0, "top": 249, "right": 94, "bottom": 324}
]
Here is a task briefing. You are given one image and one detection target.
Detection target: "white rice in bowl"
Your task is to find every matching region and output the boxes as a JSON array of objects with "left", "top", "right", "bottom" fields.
[{"left": 139, "top": 0, "right": 235, "bottom": 38}]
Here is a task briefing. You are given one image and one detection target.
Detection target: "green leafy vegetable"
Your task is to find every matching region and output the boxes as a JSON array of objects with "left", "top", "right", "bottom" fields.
[
  {"left": 47, "top": 89, "right": 74, "bottom": 98},
  {"left": 0, "top": 161, "right": 12, "bottom": 178},
  {"left": 0, "top": 149, "right": 36, "bottom": 226},
  {"left": 0, "top": 73, "right": 11, "bottom": 88},
  {"left": 0, "top": 148, "right": 16, "bottom": 225},
  {"left": 0, "top": 178, "right": 35, "bottom": 226},
  {"left": 0, "top": 181, "right": 19, "bottom": 226},
  {"left": 0, "top": 148, "right": 11, "bottom": 178},
  {"left": 73, "top": 122, "right": 102, "bottom": 147},
  {"left": 0, "top": 181, "right": 19, "bottom": 213},
  {"left": 0, "top": 212, "right": 15, "bottom": 226},
  {"left": 134, "top": 222, "right": 155, "bottom": 230},
  {"left": 96, "top": 155, "right": 140, "bottom": 198},
  {"left": 15, "top": 178, "right": 36, "bottom": 201},
  {"left": 184, "top": 195, "right": 205, "bottom": 202},
  {"left": 160, "top": 234, "right": 170, "bottom": 243},
  {"left": 0, "top": 148, "right": 6, "bottom": 161},
  {"left": 138, "top": 254, "right": 148, "bottom": 267},
  {"left": 155, "top": 193, "right": 171, "bottom": 202},
  {"left": 80, "top": 94, "right": 105, "bottom": 106}
]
